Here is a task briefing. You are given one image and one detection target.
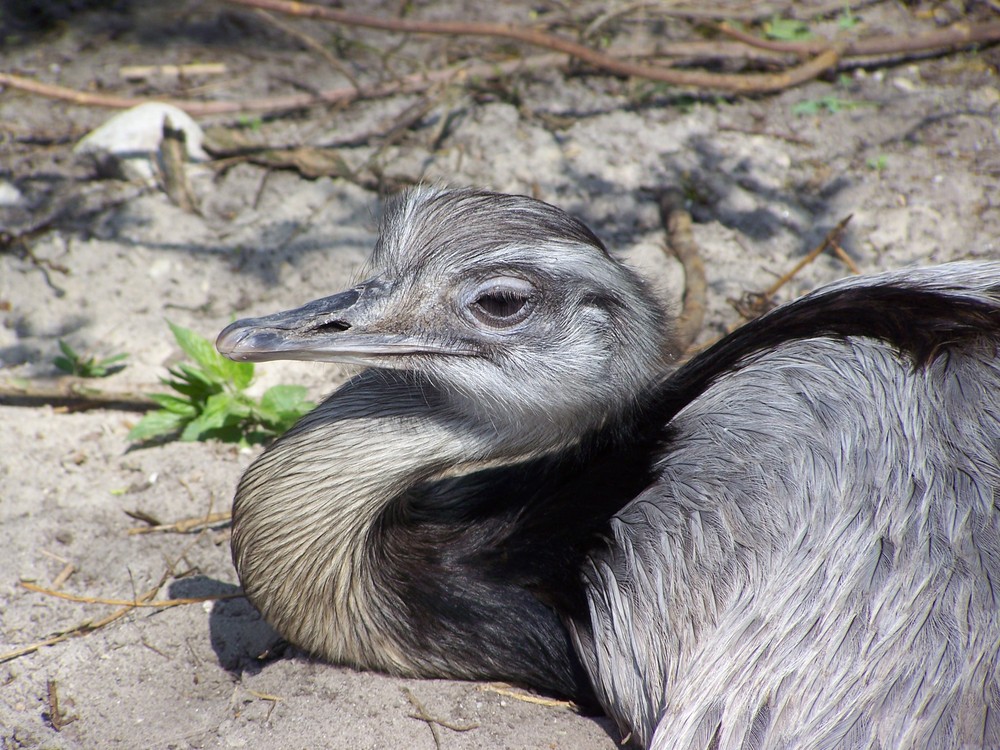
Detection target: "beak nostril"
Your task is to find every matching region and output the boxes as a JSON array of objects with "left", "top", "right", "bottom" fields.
[{"left": 309, "top": 319, "right": 351, "bottom": 334}]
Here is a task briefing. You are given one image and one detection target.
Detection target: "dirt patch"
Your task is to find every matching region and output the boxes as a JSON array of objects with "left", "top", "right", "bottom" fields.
[{"left": 1, "top": 2, "right": 999, "bottom": 748}]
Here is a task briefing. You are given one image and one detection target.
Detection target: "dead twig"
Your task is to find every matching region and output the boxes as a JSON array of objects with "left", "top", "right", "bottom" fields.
[
  {"left": 120, "top": 63, "right": 227, "bottom": 81},
  {"left": 726, "top": 215, "right": 856, "bottom": 324},
  {"left": 51, "top": 563, "right": 75, "bottom": 591},
  {"left": 718, "top": 19, "right": 1000, "bottom": 59},
  {"left": 246, "top": 688, "right": 283, "bottom": 702},
  {"left": 0, "top": 54, "right": 560, "bottom": 117},
  {"left": 479, "top": 683, "right": 574, "bottom": 708},
  {"left": 403, "top": 687, "right": 478, "bottom": 749},
  {"left": 158, "top": 118, "right": 199, "bottom": 214},
  {"left": 223, "top": 0, "right": 844, "bottom": 94},
  {"left": 127, "top": 510, "right": 232, "bottom": 535},
  {"left": 252, "top": 8, "right": 361, "bottom": 89},
  {"left": 246, "top": 687, "right": 283, "bottom": 721},
  {"left": 0, "top": 380, "right": 157, "bottom": 412},
  {"left": 764, "top": 215, "right": 854, "bottom": 298},
  {"left": 45, "top": 679, "right": 77, "bottom": 731},
  {"left": 20, "top": 581, "right": 243, "bottom": 608},
  {"left": 659, "top": 190, "right": 706, "bottom": 354},
  {"left": 0, "top": 577, "right": 165, "bottom": 664},
  {"left": 2, "top": 12, "right": 998, "bottom": 115}
]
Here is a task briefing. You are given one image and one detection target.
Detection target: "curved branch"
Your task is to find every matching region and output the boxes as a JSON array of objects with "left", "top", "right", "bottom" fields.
[
  {"left": 221, "top": 0, "right": 843, "bottom": 93},
  {"left": 0, "top": 54, "right": 564, "bottom": 117},
  {"left": 0, "top": 380, "right": 157, "bottom": 411},
  {"left": 659, "top": 191, "right": 706, "bottom": 354},
  {"left": 3, "top": 6, "right": 997, "bottom": 117},
  {"left": 718, "top": 19, "right": 1000, "bottom": 58}
]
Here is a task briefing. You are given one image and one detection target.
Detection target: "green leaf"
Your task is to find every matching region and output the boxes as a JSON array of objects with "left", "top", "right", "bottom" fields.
[
  {"left": 763, "top": 16, "right": 812, "bottom": 41},
  {"left": 260, "top": 385, "right": 312, "bottom": 416},
  {"left": 148, "top": 392, "right": 198, "bottom": 416},
  {"left": 58, "top": 339, "right": 77, "bottom": 360},
  {"left": 128, "top": 410, "right": 188, "bottom": 442},
  {"left": 97, "top": 353, "right": 129, "bottom": 367},
  {"left": 129, "top": 320, "right": 305, "bottom": 446},
  {"left": 168, "top": 320, "right": 255, "bottom": 389},
  {"left": 257, "top": 385, "right": 313, "bottom": 435},
  {"left": 54, "top": 356, "right": 76, "bottom": 375},
  {"left": 171, "top": 363, "right": 224, "bottom": 393},
  {"left": 169, "top": 321, "right": 218, "bottom": 369},
  {"left": 838, "top": 8, "right": 860, "bottom": 30},
  {"left": 223, "top": 358, "right": 255, "bottom": 390},
  {"left": 179, "top": 392, "right": 249, "bottom": 441}
]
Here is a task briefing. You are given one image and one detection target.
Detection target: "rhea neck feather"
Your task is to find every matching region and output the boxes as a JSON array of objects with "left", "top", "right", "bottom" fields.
[{"left": 220, "top": 187, "right": 672, "bottom": 702}]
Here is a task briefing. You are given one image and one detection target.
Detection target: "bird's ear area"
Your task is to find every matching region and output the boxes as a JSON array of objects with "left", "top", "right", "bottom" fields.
[{"left": 216, "top": 279, "right": 477, "bottom": 364}]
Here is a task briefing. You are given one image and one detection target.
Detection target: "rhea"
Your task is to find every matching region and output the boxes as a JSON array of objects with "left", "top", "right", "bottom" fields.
[{"left": 217, "top": 187, "right": 1000, "bottom": 749}]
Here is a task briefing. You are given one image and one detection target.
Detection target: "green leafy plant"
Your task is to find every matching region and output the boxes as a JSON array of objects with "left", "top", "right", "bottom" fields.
[
  {"left": 866, "top": 154, "right": 889, "bottom": 172},
  {"left": 838, "top": 6, "right": 860, "bottom": 30},
  {"left": 54, "top": 340, "right": 128, "bottom": 378},
  {"left": 763, "top": 16, "right": 813, "bottom": 41},
  {"left": 792, "top": 96, "right": 876, "bottom": 116},
  {"left": 236, "top": 114, "right": 263, "bottom": 132},
  {"left": 129, "top": 322, "right": 314, "bottom": 445}
]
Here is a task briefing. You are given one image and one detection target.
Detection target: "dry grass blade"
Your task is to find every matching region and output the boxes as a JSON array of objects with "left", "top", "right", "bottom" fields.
[
  {"left": 0, "top": 578, "right": 164, "bottom": 664},
  {"left": 246, "top": 688, "right": 284, "bottom": 701},
  {"left": 127, "top": 510, "right": 231, "bottom": 535},
  {"left": 20, "top": 581, "right": 244, "bottom": 608},
  {"left": 479, "top": 683, "right": 574, "bottom": 708},
  {"left": 51, "top": 563, "right": 75, "bottom": 590}
]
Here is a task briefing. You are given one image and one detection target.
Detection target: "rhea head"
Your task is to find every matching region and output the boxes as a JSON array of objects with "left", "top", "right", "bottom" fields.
[{"left": 218, "top": 187, "right": 673, "bottom": 445}]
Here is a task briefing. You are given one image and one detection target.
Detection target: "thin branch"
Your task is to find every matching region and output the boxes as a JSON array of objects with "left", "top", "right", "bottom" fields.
[
  {"left": 718, "top": 19, "right": 1000, "bottom": 59},
  {"left": 45, "top": 679, "right": 77, "bottom": 731},
  {"left": 20, "top": 581, "right": 243, "bottom": 608},
  {"left": 479, "top": 683, "right": 574, "bottom": 708},
  {"left": 3, "top": 9, "right": 996, "bottom": 116},
  {"left": 252, "top": 7, "right": 361, "bottom": 89},
  {"left": 127, "top": 510, "right": 232, "bottom": 535},
  {"left": 0, "top": 55, "right": 561, "bottom": 117},
  {"left": 659, "top": 190, "right": 706, "bottom": 354},
  {"left": 726, "top": 216, "right": 856, "bottom": 327},
  {"left": 765, "top": 214, "right": 854, "bottom": 297},
  {"left": 222, "top": 0, "right": 844, "bottom": 93},
  {"left": 0, "top": 577, "right": 164, "bottom": 664},
  {"left": 0, "top": 380, "right": 157, "bottom": 412},
  {"left": 403, "top": 686, "right": 478, "bottom": 750}
]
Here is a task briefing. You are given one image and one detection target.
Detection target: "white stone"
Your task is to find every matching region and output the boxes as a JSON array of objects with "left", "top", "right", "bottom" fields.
[
  {"left": 0, "top": 180, "right": 25, "bottom": 207},
  {"left": 74, "top": 102, "right": 207, "bottom": 183}
]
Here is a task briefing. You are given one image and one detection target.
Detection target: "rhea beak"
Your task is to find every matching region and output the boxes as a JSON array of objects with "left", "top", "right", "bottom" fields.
[{"left": 216, "top": 280, "right": 473, "bottom": 365}]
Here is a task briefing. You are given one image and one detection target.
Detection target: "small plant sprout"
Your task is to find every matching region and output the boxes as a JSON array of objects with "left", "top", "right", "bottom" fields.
[
  {"left": 763, "top": 16, "right": 813, "bottom": 41},
  {"left": 838, "top": 6, "right": 861, "bottom": 30},
  {"left": 792, "top": 96, "right": 877, "bottom": 116},
  {"left": 54, "top": 340, "right": 128, "bottom": 378},
  {"left": 128, "top": 321, "right": 314, "bottom": 446},
  {"left": 867, "top": 154, "right": 889, "bottom": 172}
]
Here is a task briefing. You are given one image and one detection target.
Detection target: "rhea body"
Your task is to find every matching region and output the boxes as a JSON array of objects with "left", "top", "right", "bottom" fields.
[{"left": 218, "top": 188, "right": 1000, "bottom": 749}]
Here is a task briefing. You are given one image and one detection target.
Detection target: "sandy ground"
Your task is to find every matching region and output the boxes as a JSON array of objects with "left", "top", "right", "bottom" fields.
[{"left": 1, "top": 2, "right": 999, "bottom": 748}]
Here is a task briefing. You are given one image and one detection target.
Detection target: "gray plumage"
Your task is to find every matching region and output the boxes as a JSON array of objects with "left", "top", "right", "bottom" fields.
[{"left": 217, "top": 187, "right": 1000, "bottom": 749}]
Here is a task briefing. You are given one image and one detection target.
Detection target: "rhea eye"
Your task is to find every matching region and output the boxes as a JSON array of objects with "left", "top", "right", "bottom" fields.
[{"left": 468, "top": 281, "right": 535, "bottom": 328}]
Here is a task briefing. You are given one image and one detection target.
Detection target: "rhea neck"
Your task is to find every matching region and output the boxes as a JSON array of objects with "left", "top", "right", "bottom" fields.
[{"left": 231, "top": 367, "right": 615, "bottom": 703}]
